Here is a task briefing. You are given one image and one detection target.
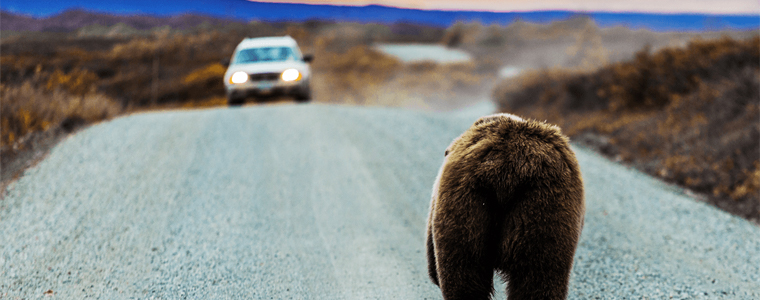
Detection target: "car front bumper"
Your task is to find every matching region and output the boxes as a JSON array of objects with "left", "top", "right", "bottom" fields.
[{"left": 225, "top": 79, "right": 309, "bottom": 99}]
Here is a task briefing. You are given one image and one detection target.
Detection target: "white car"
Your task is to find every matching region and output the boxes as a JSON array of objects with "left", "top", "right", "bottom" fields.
[{"left": 223, "top": 36, "right": 313, "bottom": 105}]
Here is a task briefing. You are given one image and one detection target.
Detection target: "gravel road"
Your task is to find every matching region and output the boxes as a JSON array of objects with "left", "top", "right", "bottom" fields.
[{"left": 2, "top": 103, "right": 759, "bottom": 299}]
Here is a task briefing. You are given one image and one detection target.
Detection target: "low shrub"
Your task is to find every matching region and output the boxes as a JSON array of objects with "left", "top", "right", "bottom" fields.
[
  {"left": 312, "top": 45, "right": 403, "bottom": 104},
  {"left": 1, "top": 79, "right": 121, "bottom": 148},
  {"left": 493, "top": 35, "right": 760, "bottom": 223}
]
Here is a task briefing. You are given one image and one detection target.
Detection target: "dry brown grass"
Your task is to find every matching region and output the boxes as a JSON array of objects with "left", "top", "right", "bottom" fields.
[
  {"left": 1, "top": 77, "right": 121, "bottom": 149},
  {"left": 312, "top": 45, "right": 403, "bottom": 105},
  {"left": 493, "top": 35, "right": 760, "bottom": 223}
]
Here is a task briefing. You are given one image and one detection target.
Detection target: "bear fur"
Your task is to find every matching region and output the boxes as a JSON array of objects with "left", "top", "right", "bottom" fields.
[{"left": 426, "top": 113, "right": 585, "bottom": 300}]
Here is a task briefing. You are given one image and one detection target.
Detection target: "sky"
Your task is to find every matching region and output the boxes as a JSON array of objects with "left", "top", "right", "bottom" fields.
[
  {"left": 263, "top": 0, "right": 760, "bottom": 14},
  {"left": 4, "top": 0, "right": 760, "bottom": 17}
]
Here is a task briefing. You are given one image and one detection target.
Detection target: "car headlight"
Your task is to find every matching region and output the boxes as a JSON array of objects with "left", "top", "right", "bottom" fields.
[
  {"left": 281, "top": 69, "right": 301, "bottom": 82},
  {"left": 230, "top": 71, "right": 248, "bottom": 84}
]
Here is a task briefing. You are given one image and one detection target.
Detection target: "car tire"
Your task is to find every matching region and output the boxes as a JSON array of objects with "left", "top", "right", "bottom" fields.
[
  {"left": 228, "top": 96, "right": 245, "bottom": 106},
  {"left": 294, "top": 89, "right": 311, "bottom": 103}
]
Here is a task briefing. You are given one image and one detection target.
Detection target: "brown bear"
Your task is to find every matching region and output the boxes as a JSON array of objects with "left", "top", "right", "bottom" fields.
[{"left": 426, "top": 113, "right": 585, "bottom": 300}]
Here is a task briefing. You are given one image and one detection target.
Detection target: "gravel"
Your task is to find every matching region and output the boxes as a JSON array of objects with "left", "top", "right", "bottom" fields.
[{"left": 1, "top": 103, "right": 758, "bottom": 299}]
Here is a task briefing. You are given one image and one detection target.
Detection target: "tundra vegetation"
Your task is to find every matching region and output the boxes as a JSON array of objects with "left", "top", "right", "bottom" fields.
[
  {"left": 1, "top": 13, "right": 758, "bottom": 223},
  {"left": 492, "top": 36, "right": 760, "bottom": 223}
]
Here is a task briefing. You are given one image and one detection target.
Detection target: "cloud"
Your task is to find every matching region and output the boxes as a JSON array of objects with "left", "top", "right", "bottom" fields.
[{"left": 253, "top": 0, "right": 760, "bottom": 14}]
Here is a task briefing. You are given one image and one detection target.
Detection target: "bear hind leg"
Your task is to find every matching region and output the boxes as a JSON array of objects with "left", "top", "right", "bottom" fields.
[
  {"left": 497, "top": 224, "right": 577, "bottom": 300},
  {"left": 432, "top": 195, "right": 498, "bottom": 299},
  {"left": 434, "top": 241, "right": 495, "bottom": 300}
]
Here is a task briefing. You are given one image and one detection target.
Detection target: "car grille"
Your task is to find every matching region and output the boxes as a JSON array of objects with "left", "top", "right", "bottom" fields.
[{"left": 249, "top": 72, "right": 280, "bottom": 82}]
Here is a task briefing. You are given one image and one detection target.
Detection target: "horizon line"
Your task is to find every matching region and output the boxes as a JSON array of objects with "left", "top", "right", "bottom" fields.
[{"left": 4, "top": 5, "right": 760, "bottom": 19}]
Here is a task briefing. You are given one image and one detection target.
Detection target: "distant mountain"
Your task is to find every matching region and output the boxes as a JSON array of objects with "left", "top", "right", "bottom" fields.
[
  {"left": 1, "top": 1, "right": 758, "bottom": 33},
  {"left": 0, "top": 9, "right": 243, "bottom": 32},
  {"left": 0, "top": 11, "right": 38, "bottom": 31}
]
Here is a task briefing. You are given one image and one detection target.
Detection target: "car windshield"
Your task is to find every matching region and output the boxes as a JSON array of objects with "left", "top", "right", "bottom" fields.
[{"left": 234, "top": 47, "right": 297, "bottom": 64}]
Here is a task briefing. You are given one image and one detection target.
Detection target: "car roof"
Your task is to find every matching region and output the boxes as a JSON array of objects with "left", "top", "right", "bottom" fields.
[{"left": 236, "top": 36, "right": 298, "bottom": 49}]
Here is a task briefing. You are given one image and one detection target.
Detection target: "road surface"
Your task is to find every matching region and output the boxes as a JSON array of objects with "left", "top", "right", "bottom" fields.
[{"left": 2, "top": 103, "right": 759, "bottom": 299}]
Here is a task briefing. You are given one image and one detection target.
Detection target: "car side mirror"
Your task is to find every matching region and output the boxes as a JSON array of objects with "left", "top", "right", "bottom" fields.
[
  {"left": 221, "top": 58, "right": 230, "bottom": 67},
  {"left": 303, "top": 54, "right": 314, "bottom": 63}
]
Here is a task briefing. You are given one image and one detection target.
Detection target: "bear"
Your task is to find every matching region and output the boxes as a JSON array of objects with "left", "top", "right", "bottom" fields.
[{"left": 426, "top": 113, "right": 585, "bottom": 300}]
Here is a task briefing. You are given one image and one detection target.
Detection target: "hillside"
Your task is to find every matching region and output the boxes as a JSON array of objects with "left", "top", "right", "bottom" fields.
[
  {"left": 0, "top": 9, "right": 244, "bottom": 33},
  {"left": 493, "top": 36, "right": 760, "bottom": 223}
]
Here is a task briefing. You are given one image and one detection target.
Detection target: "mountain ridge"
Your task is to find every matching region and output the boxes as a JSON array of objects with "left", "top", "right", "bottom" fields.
[{"left": 1, "top": 2, "right": 759, "bottom": 32}]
